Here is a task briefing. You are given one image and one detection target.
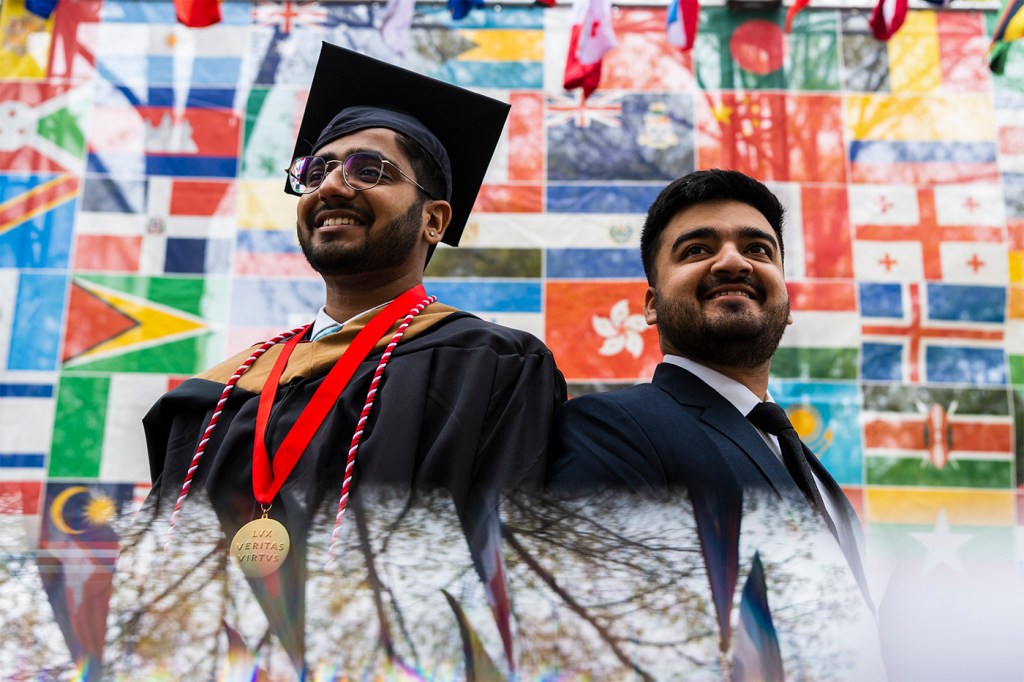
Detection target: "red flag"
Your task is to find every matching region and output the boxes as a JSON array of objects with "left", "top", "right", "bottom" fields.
[
  {"left": 174, "top": 0, "right": 221, "bottom": 27},
  {"left": 562, "top": 0, "right": 617, "bottom": 99},
  {"left": 785, "top": 0, "right": 810, "bottom": 32},
  {"left": 869, "top": 0, "right": 907, "bottom": 40},
  {"left": 666, "top": 0, "right": 699, "bottom": 51}
]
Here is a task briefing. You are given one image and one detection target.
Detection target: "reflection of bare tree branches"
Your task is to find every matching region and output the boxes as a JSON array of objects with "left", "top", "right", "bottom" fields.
[
  {"left": 504, "top": 527, "right": 656, "bottom": 682},
  {"left": 352, "top": 493, "right": 424, "bottom": 670},
  {"left": 93, "top": 487, "right": 877, "bottom": 679}
]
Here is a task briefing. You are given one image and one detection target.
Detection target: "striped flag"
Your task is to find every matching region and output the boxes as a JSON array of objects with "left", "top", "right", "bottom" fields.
[
  {"left": 1, "top": 379, "right": 55, "bottom": 483},
  {"left": 37, "top": 481, "right": 137, "bottom": 677},
  {"left": 845, "top": 94, "right": 998, "bottom": 185},
  {"left": 775, "top": 281, "right": 859, "bottom": 381},
  {"left": 862, "top": 384, "right": 1014, "bottom": 489},
  {"left": 0, "top": 480, "right": 42, "bottom": 552}
]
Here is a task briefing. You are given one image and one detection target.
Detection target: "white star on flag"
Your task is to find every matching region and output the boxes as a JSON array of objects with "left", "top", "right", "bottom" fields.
[{"left": 910, "top": 509, "right": 972, "bottom": 574}]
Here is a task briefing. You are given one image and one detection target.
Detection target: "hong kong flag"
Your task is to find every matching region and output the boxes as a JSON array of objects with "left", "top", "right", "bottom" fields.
[{"left": 563, "top": 0, "right": 617, "bottom": 99}]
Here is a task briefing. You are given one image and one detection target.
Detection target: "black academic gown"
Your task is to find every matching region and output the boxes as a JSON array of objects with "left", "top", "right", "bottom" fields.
[{"left": 138, "top": 304, "right": 566, "bottom": 669}]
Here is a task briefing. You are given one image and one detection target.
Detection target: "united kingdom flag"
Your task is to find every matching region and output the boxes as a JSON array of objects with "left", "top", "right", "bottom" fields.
[{"left": 252, "top": 1, "right": 328, "bottom": 32}]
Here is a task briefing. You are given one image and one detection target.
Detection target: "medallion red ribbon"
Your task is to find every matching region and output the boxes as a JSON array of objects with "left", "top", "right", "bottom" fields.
[{"left": 251, "top": 285, "right": 427, "bottom": 505}]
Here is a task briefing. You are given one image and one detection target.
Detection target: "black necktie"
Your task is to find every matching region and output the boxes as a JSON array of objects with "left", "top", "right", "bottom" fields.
[{"left": 746, "top": 402, "right": 837, "bottom": 538}]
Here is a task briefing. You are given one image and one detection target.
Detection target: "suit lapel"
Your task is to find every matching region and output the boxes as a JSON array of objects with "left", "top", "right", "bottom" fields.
[{"left": 652, "top": 364, "right": 803, "bottom": 503}]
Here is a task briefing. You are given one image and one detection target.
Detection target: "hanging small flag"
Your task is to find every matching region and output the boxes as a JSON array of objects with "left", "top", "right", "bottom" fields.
[
  {"left": 448, "top": 0, "right": 484, "bottom": 20},
  {"left": 174, "top": 0, "right": 221, "bottom": 28},
  {"left": 731, "top": 552, "right": 785, "bottom": 682},
  {"left": 666, "top": 0, "right": 699, "bottom": 51},
  {"left": 988, "top": 0, "right": 1024, "bottom": 74},
  {"left": 563, "top": 0, "right": 617, "bottom": 99},
  {"left": 25, "top": 0, "right": 59, "bottom": 20},
  {"left": 868, "top": 0, "right": 907, "bottom": 41},
  {"left": 381, "top": 0, "right": 417, "bottom": 56},
  {"left": 785, "top": 0, "right": 810, "bottom": 33}
]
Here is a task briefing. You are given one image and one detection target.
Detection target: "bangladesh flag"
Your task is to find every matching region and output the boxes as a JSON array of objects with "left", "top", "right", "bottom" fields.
[{"left": 692, "top": 7, "right": 841, "bottom": 92}]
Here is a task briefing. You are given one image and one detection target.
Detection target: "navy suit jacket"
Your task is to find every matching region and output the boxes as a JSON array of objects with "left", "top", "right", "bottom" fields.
[{"left": 547, "top": 362, "right": 871, "bottom": 604}]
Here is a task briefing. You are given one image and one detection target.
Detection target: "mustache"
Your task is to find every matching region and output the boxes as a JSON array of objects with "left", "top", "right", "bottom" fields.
[
  {"left": 309, "top": 202, "right": 373, "bottom": 226},
  {"left": 696, "top": 275, "right": 766, "bottom": 299}
]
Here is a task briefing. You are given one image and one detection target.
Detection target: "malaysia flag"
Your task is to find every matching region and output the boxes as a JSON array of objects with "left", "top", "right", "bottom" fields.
[{"left": 563, "top": 0, "right": 617, "bottom": 99}]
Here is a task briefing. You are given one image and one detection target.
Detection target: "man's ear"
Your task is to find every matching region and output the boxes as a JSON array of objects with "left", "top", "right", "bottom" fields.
[
  {"left": 423, "top": 200, "right": 452, "bottom": 245},
  {"left": 643, "top": 286, "right": 658, "bottom": 326}
]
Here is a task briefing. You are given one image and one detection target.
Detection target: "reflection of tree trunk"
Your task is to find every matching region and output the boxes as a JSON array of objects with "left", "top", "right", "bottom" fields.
[
  {"left": 503, "top": 528, "right": 655, "bottom": 682},
  {"left": 354, "top": 496, "right": 396, "bottom": 662}
]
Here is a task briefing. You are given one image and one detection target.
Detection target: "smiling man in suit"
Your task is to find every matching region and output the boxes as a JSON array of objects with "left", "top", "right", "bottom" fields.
[{"left": 547, "top": 169, "right": 870, "bottom": 603}]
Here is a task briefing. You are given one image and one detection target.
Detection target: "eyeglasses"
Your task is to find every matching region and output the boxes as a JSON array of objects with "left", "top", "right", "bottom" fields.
[{"left": 285, "top": 152, "right": 434, "bottom": 198}]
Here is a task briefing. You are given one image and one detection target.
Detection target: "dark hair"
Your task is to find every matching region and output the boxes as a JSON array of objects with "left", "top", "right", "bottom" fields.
[
  {"left": 640, "top": 169, "right": 786, "bottom": 284},
  {"left": 395, "top": 130, "right": 448, "bottom": 203}
]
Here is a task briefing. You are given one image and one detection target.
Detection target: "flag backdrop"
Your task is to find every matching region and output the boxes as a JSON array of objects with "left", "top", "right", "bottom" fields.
[{"left": 2, "top": 0, "right": 1024, "bottom": 673}]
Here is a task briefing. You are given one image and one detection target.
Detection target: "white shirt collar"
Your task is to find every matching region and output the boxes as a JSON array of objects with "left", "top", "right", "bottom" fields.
[
  {"left": 661, "top": 354, "right": 775, "bottom": 416},
  {"left": 309, "top": 300, "right": 392, "bottom": 340}
]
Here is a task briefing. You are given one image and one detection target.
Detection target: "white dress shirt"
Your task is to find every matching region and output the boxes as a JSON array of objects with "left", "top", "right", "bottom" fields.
[{"left": 661, "top": 354, "right": 852, "bottom": 554}]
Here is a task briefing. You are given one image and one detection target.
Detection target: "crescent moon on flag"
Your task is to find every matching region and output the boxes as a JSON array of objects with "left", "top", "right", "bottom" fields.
[{"left": 49, "top": 485, "right": 91, "bottom": 536}]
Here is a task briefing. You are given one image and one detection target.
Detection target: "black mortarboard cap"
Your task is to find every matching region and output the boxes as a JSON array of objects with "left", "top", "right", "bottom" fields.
[{"left": 286, "top": 43, "right": 510, "bottom": 247}]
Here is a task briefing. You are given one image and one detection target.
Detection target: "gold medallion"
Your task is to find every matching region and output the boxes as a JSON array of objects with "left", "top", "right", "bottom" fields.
[{"left": 231, "top": 515, "right": 291, "bottom": 578}]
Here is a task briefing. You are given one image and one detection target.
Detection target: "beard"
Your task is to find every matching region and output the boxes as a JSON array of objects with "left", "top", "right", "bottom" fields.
[
  {"left": 298, "top": 198, "right": 423, "bottom": 277},
  {"left": 653, "top": 279, "right": 790, "bottom": 370}
]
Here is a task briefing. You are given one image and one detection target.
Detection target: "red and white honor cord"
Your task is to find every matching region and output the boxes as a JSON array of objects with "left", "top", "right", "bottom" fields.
[
  {"left": 164, "top": 297, "right": 435, "bottom": 556},
  {"left": 325, "top": 295, "right": 435, "bottom": 565},
  {"left": 165, "top": 326, "right": 307, "bottom": 550}
]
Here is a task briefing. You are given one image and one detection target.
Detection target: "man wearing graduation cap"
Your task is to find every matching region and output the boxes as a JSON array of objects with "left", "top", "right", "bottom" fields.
[{"left": 136, "top": 44, "right": 565, "bottom": 669}]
